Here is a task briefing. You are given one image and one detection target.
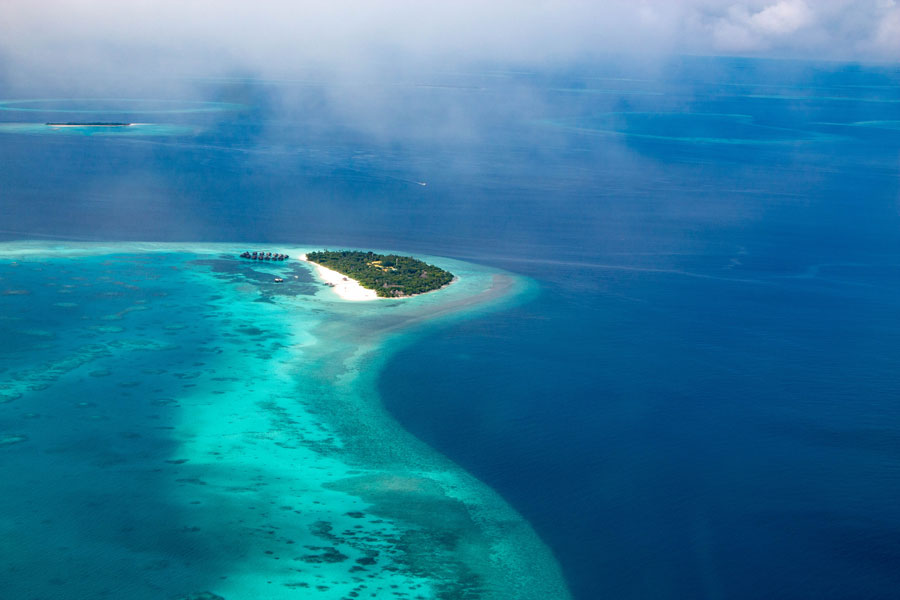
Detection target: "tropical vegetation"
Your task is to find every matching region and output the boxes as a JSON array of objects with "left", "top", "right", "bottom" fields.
[{"left": 307, "top": 250, "right": 454, "bottom": 297}]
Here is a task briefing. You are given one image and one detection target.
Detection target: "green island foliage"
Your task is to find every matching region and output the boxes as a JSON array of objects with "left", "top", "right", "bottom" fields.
[{"left": 307, "top": 250, "right": 454, "bottom": 297}]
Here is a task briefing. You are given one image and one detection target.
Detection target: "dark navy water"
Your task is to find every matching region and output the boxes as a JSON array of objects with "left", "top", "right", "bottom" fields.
[{"left": 3, "top": 56, "right": 900, "bottom": 599}]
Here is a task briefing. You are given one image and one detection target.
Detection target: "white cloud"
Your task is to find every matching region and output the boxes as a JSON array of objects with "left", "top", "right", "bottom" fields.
[
  {"left": 872, "top": 6, "right": 900, "bottom": 53},
  {"left": 712, "top": 19, "right": 765, "bottom": 53},
  {"left": 750, "top": 1, "right": 814, "bottom": 35},
  {"left": 0, "top": 0, "right": 897, "bottom": 88},
  {"left": 708, "top": 1, "right": 815, "bottom": 53}
]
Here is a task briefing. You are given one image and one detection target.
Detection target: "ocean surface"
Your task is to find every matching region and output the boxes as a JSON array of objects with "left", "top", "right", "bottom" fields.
[{"left": 2, "top": 56, "right": 900, "bottom": 599}]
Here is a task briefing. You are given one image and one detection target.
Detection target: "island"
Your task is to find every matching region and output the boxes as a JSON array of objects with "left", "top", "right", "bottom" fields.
[
  {"left": 305, "top": 250, "right": 454, "bottom": 298},
  {"left": 45, "top": 122, "right": 133, "bottom": 127}
]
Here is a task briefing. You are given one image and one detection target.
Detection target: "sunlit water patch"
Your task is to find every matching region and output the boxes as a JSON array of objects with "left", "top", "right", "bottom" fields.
[
  {"left": 545, "top": 112, "right": 832, "bottom": 144},
  {"left": 0, "top": 242, "right": 568, "bottom": 600}
]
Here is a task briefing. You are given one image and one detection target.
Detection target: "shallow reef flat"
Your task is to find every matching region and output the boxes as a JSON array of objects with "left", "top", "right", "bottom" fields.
[{"left": 0, "top": 242, "right": 570, "bottom": 600}]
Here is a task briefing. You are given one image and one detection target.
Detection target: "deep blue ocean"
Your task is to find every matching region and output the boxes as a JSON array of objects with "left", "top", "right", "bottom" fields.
[{"left": 2, "top": 56, "right": 900, "bottom": 599}]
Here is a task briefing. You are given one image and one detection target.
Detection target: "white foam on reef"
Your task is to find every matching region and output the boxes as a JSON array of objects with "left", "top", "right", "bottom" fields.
[{"left": 0, "top": 241, "right": 569, "bottom": 599}]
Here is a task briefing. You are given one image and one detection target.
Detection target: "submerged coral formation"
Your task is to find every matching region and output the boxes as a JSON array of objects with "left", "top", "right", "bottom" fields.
[{"left": 0, "top": 243, "right": 568, "bottom": 600}]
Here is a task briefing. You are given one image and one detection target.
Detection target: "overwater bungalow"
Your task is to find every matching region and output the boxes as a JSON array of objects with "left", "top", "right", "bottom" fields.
[{"left": 238, "top": 250, "right": 290, "bottom": 262}]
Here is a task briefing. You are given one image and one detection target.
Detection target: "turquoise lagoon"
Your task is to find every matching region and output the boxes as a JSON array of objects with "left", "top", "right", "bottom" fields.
[{"left": 0, "top": 242, "right": 568, "bottom": 600}]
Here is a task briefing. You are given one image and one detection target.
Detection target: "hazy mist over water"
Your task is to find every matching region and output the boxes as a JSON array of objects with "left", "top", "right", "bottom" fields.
[{"left": 2, "top": 2, "right": 900, "bottom": 599}]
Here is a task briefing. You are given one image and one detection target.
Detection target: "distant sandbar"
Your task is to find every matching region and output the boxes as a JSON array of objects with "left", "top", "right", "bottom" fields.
[{"left": 46, "top": 122, "right": 133, "bottom": 127}]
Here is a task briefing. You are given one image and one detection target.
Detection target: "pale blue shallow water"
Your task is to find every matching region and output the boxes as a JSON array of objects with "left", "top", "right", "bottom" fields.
[
  {"left": 0, "top": 243, "right": 565, "bottom": 599},
  {"left": 2, "top": 56, "right": 900, "bottom": 599}
]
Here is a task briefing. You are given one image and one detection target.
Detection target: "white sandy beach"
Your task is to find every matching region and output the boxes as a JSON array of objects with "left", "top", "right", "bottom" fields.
[{"left": 301, "top": 253, "right": 378, "bottom": 301}]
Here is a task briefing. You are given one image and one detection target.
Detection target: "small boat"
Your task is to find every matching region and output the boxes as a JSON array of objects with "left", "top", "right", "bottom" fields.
[{"left": 273, "top": 277, "right": 284, "bottom": 283}]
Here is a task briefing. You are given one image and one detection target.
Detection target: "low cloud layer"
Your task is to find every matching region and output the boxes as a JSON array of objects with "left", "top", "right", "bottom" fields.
[{"left": 1, "top": 0, "right": 897, "bottom": 87}]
